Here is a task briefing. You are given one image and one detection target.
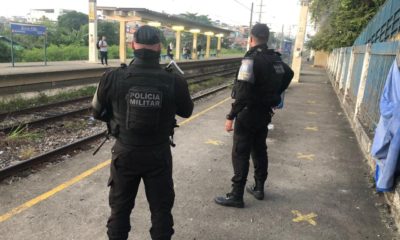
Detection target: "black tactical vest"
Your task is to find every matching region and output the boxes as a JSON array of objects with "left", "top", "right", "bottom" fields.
[
  {"left": 257, "top": 49, "right": 285, "bottom": 108},
  {"left": 233, "top": 47, "right": 285, "bottom": 109},
  {"left": 112, "top": 65, "right": 176, "bottom": 146}
]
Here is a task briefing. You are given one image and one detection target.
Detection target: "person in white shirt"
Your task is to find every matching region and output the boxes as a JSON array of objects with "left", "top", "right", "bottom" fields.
[{"left": 99, "top": 36, "right": 108, "bottom": 65}]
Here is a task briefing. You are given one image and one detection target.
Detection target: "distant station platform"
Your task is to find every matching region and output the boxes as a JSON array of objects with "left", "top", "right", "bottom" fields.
[
  {"left": 0, "top": 64, "right": 396, "bottom": 239},
  {"left": 0, "top": 56, "right": 237, "bottom": 76}
]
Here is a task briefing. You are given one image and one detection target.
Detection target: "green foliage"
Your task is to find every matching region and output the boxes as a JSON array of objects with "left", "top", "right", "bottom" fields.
[
  {"left": 21, "top": 45, "right": 88, "bottom": 61},
  {"left": 220, "top": 48, "right": 245, "bottom": 56},
  {"left": 58, "top": 11, "right": 88, "bottom": 31},
  {"left": 307, "top": 0, "right": 386, "bottom": 51},
  {"left": 179, "top": 12, "right": 213, "bottom": 25},
  {"left": 98, "top": 21, "right": 119, "bottom": 46},
  {"left": 0, "top": 41, "right": 11, "bottom": 62},
  {"left": 0, "top": 86, "right": 97, "bottom": 113}
]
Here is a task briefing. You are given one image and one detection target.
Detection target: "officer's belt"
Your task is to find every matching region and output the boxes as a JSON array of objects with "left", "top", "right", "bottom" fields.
[
  {"left": 117, "top": 133, "right": 170, "bottom": 147},
  {"left": 115, "top": 139, "right": 170, "bottom": 151}
]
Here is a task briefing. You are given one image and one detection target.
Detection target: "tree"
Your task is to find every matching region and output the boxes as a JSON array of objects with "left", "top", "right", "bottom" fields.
[
  {"left": 179, "top": 12, "right": 213, "bottom": 25},
  {"left": 307, "top": 0, "right": 385, "bottom": 51},
  {"left": 98, "top": 21, "right": 119, "bottom": 46},
  {"left": 58, "top": 11, "right": 88, "bottom": 31},
  {"left": 0, "top": 41, "right": 11, "bottom": 62}
]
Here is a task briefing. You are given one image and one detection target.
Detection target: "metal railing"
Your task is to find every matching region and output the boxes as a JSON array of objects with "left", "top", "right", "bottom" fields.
[
  {"left": 354, "top": 0, "right": 400, "bottom": 45},
  {"left": 327, "top": 41, "right": 399, "bottom": 134}
]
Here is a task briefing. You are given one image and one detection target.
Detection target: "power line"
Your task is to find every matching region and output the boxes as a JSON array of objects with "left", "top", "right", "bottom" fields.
[{"left": 233, "top": 0, "right": 251, "bottom": 11}]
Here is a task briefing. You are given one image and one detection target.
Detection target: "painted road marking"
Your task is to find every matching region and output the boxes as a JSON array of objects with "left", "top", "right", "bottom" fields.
[
  {"left": 0, "top": 160, "right": 111, "bottom": 223},
  {"left": 307, "top": 100, "right": 316, "bottom": 104},
  {"left": 292, "top": 210, "right": 318, "bottom": 226},
  {"left": 297, "top": 153, "right": 315, "bottom": 161},
  {"left": 205, "top": 139, "right": 224, "bottom": 146},
  {"left": 0, "top": 97, "right": 231, "bottom": 223},
  {"left": 305, "top": 126, "right": 319, "bottom": 131},
  {"left": 179, "top": 97, "right": 231, "bottom": 126}
]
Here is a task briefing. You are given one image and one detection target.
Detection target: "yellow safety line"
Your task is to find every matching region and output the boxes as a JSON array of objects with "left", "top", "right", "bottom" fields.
[
  {"left": 178, "top": 97, "right": 231, "bottom": 126},
  {"left": 0, "top": 160, "right": 111, "bottom": 223},
  {"left": 0, "top": 97, "right": 231, "bottom": 223}
]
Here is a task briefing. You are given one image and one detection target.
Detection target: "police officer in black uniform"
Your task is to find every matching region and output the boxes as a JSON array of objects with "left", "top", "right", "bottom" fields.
[
  {"left": 215, "top": 23, "right": 294, "bottom": 208},
  {"left": 91, "top": 25, "right": 193, "bottom": 240}
]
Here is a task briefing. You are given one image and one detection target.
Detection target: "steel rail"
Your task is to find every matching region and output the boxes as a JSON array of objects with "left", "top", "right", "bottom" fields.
[
  {"left": 0, "top": 82, "right": 233, "bottom": 180},
  {"left": 1, "top": 69, "right": 236, "bottom": 133}
]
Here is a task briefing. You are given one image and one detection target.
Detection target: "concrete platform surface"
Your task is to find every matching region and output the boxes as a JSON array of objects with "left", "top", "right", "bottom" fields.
[{"left": 0, "top": 64, "right": 398, "bottom": 240}]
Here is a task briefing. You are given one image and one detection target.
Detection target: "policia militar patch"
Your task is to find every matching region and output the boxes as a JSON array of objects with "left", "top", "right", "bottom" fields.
[
  {"left": 125, "top": 87, "right": 163, "bottom": 130},
  {"left": 237, "top": 58, "right": 255, "bottom": 84},
  {"left": 126, "top": 87, "right": 163, "bottom": 108}
]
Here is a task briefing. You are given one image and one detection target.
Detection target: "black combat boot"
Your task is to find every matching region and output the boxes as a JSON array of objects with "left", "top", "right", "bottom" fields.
[
  {"left": 214, "top": 186, "right": 244, "bottom": 208},
  {"left": 246, "top": 180, "right": 265, "bottom": 200}
]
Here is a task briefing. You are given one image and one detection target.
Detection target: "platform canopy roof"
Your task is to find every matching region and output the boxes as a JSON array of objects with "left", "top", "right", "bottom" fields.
[{"left": 97, "top": 7, "right": 233, "bottom": 36}]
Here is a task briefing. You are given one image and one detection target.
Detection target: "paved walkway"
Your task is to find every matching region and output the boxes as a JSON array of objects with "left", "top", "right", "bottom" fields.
[{"left": 0, "top": 63, "right": 397, "bottom": 239}]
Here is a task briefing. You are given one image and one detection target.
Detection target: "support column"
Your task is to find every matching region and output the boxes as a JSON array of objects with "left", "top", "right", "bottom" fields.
[
  {"left": 291, "top": 0, "right": 309, "bottom": 83},
  {"left": 343, "top": 47, "right": 356, "bottom": 104},
  {"left": 339, "top": 48, "right": 349, "bottom": 90},
  {"left": 192, "top": 33, "right": 198, "bottom": 59},
  {"left": 335, "top": 48, "right": 344, "bottom": 85},
  {"left": 216, "top": 34, "right": 223, "bottom": 57},
  {"left": 190, "top": 29, "right": 200, "bottom": 60},
  {"left": 175, "top": 31, "right": 181, "bottom": 60},
  {"left": 354, "top": 43, "right": 371, "bottom": 122},
  {"left": 205, "top": 32, "right": 214, "bottom": 59},
  {"left": 206, "top": 35, "right": 211, "bottom": 58},
  {"left": 172, "top": 26, "right": 184, "bottom": 61},
  {"left": 88, "top": 0, "right": 98, "bottom": 63},
  {"left": 119, "top": 21, "right": 127, "bottom": 63}
]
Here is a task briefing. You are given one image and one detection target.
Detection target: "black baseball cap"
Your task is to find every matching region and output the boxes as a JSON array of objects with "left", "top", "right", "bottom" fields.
[
  {"left": 251, "top": 23, "right": 270, "bottom": 41},
  {"left": 134, "top": 25, "right": 161, "bottom": 45}
]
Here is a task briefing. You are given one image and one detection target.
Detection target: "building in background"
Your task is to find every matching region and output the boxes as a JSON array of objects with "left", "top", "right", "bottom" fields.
[{"left": 27, "top": 9, "right": 73, "bottom": 23}]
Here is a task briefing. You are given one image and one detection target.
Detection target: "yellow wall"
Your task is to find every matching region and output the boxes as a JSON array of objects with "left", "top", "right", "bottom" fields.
[{"left": 313, "top": 51, "right": 329, "bottom": 68}]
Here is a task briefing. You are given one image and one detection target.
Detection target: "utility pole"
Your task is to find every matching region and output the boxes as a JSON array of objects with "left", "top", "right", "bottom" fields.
[
  {"left": 258, "top": 0, "right": 265, "bottom": 23},
  {"left": 247, "top": 2, "right": 254, "bottom": 51},
  {"left": 88, "top": 0, "right": 98, "bottom": 63},
  {"left": 280, "top": 24, "right": 285, "bottom": 50},
  {"left": 291, "top": 0, "right": 309, "bottom": 83}
]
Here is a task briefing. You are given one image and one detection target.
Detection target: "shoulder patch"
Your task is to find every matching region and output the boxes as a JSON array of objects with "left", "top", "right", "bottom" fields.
[
  {"left": 237, "top": 58, "right": 255, "bottom": 84},
  {"left": 273, "top": 63, "right": 285, "bottom": 74}
]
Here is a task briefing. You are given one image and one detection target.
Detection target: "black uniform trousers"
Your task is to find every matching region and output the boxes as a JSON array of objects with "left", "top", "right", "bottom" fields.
[
  {"left": 100, "top": 51, "right": 108, "bottom": 65},
  {"left": 107, "top": 141, "right": 174, "bottom": 240},
  {"left": 231, "top": 108, "right": 271, "bottom": 193}
]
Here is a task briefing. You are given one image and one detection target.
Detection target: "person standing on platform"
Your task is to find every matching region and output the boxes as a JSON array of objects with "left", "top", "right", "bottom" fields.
[
  {"left": 99, "top": 36, "right": 108, "bottom": 66},
  {"left": 215, "top": 23, "right": 294, "bottom": 208},
  {"left": 167, "top": 42, "right": 174, "bottom": 60},
  {"left": 92, "top": 25, "right": 193, "bottom": 240},
  {"left": 196, "top": 44, "right": 202, "bottom": 59}
]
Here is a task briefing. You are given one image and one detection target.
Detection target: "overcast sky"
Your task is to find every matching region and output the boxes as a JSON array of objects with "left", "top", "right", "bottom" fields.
[{"left": 1, "top": 0, "right": 303, "bottom": 33}]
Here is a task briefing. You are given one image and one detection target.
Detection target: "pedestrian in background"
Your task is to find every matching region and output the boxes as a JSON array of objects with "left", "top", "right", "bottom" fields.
[
  {"left": 167, "top": 42, "right": 174, "bottom": 60},
  {"left": 99, "top": 36, "right": 108, "bottom": 66}
]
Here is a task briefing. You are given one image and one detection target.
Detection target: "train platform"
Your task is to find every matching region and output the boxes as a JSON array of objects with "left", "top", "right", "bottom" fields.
[
  {"left": 0, "top": 56, "right": 239, "bottom": 76},
  {"left": 0, "top": 64, "right": 397, "bottom": 239}
]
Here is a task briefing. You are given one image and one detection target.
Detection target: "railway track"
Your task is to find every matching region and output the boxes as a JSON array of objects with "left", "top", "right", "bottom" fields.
[
  {"left": 0, "top": 68, "right": 236, "bottom": 134},
  {"left": 0, "top": 81, "right": 233, "bottom": 181}
]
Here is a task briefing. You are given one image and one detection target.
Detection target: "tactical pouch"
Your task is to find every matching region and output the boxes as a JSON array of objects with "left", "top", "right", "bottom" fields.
[{"left": 125, "top": 86, "right": 163, "bottom": 134}]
